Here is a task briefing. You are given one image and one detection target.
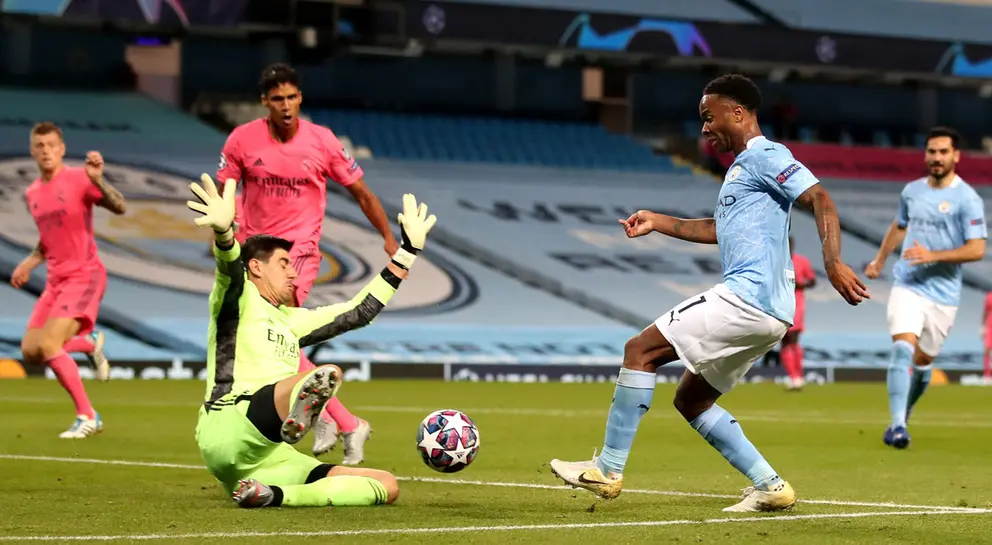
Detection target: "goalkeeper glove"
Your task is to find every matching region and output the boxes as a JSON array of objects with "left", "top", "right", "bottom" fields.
[
  {"left": 391, "top": 193, "right": 437, "bottom": 270},
  {"left": 186, "top": 174, "right": 237, "bottom": 243}
]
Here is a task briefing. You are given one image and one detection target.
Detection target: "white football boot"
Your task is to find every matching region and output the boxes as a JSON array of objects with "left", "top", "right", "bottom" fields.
[
  {"left": 312, "top": 415, "right": 339, "bottom": 456},
  {"left": 549, "top": 457, "right": 623, "bottom": 500},
  {"left": 85, "top": 331, "right": 110, "bottom": 382},
  {"left": 59, "top": 412, "right": 103, "bottom": 439},
  {"left": 722, "top": 481, "right": 796, "bottom": 512},
  {"left": 340, "top": 419, "right": 373, "bottom": 465}
]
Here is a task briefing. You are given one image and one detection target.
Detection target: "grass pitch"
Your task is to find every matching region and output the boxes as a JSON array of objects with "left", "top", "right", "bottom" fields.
[{"left": 1, "top": 379, "right": 990, "bottom": 543}]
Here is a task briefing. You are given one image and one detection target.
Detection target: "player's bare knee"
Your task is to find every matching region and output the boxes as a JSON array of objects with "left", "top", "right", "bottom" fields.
[
  {"left": 622, "top": 335, "right": 652, "bottom": 372},
  {"left": 380, "top": 473, "right": 399, "bottom": 504},
  {"left": 20, "top": 339, "right": 45, "bottom": 365},
  {"left": 38, "top": 336, "right": 65, "bottom": 361}
]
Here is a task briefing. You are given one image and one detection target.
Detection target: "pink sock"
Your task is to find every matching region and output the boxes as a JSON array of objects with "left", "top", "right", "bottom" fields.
[
  {"left": 297, "top": 351, "right": 316, "bottom": 373},
  {"left": 47, "top": 351, "right": 95, "bottom": 418},
  {"left": 324, "top": 398, "right": 359, "bottom": 433},
  {"left": 795, "top": 345, "right": 805, "bottom": 378},
  {"left": 63, "top": 335, "right": 95, "bottom": 355},
  {"left": 780, "top": 345, "right": 800, "bottom": 381}
]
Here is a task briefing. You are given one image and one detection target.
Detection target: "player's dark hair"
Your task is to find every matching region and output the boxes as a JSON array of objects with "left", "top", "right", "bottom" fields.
[
  {"left": 259, "top": 63, "right": 300, "bottom": 96},
  {"left": 703, "top": 74, "right": 762, "bottom": 112},
  {"left": 927, "top": 126, "right": 962, "bottom": 150},
  {"left": 30, "top": 121, "right": 63, "bottom": 140},
  {"left": 241, "top": 234, "right": 294, "bottom": 269}
]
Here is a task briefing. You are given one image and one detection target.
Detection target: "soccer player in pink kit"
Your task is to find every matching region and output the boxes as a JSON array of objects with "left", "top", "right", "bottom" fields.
[
  {"left": 217, "top": 63, "right": 398, "bottom": 465},
  {"left": 10, "top": 122, "right": 127, "bottom": 438},
  {"left": 780, "top": 236, "right": 816, "bottom": 390}
]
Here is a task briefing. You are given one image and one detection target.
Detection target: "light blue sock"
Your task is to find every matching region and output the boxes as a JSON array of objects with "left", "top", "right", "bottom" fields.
[
  {"left": 906, "top": 365, "right": 932, "bottom": 421},
  {"left": 596, "top": 368, "right": 655, "bottom": 476},
  {"left": 690, "top": 405, "right": 781, "bottom": 490},
  {"left": 887, "top": 340, "right": 914, "bottom": 428}
]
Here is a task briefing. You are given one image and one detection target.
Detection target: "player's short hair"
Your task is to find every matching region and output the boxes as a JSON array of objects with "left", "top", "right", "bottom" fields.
[
  {"left": 241, "top": 234, "right": 294, "bottom": 269},
  {"left": 927, "top": 126, "right": 962, "bottom": 150},
  {"left": 259, "top": 63, "right": 300, "bottom": 95},
  {"left": 703, "top": 74, "right": 762, "bottom": 112},
  {"left": 30, "top": 121, "right": 63, "bottom": 140}
]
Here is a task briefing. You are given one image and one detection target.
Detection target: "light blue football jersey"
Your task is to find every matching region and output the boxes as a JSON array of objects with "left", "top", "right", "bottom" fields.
[
  {"left": 892, "top": 176, "right": 986, "bottom": 306},
  {"left": 716, "top": 136, "right": 819, "bottom": 324}
]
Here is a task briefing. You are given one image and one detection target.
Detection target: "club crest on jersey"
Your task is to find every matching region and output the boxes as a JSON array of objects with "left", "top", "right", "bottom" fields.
[
  {"left": 726, "top": 165, "right": 741, "bottom": 181},
  {"left": 776, "top": 163, "right": 801, "bottom": 183},
  {"left": 938, "top": 200, "right": 951, "bottom": 214},
  {"left": 301, "top": 159, "right": 316, "bottom": 173}
]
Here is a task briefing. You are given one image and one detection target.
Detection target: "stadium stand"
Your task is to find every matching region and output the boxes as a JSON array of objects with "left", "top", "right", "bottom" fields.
[{"left": 309, "top": 110, "right": 686, "bottom": 172}]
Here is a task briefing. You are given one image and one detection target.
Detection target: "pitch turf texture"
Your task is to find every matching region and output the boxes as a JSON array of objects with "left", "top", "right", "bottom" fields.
[{"left": 1, "top": 380, "right": 990, "bottom": 544}]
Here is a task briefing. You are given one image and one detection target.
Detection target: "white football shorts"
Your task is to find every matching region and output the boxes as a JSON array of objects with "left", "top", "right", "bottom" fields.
[
  {"left": 655, "top": 283, "right": 788, "bottom": 394},
  {"left": 886, "top": 285, "right": 958, "bottom": 357}
]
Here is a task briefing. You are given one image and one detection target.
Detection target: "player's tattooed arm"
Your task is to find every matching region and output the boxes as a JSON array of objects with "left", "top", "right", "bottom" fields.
[
  {"left": 796, "top": 185, "right": 842, "bottom": 264},
  {"left": 620, "top": 211, "right": 717, "bottom": 243},
  {"left": 659, "top": 216, "right": 718, "bottom": 244},
  {"left": 84, "top": 151, "right": 127, "bottom": 215},
  {"left": 91, "top": 176, "right": 127, "bottom": 215},
  {"left": 796, "top": 184, "right": 870, "bottom": 305}
]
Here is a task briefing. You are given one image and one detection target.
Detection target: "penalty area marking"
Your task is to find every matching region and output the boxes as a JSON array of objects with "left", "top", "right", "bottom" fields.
[
  {"left": 0, "top": 509, "right": 990, "bottom": 542},
  {"left": 0, "top": 454, "right": 987, "bottom": 514}
]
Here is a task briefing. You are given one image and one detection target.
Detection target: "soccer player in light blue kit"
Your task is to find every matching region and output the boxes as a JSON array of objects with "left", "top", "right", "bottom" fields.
[
  {"left": 865, "top": 127, "right": 987, "bottom": 449},
  {"left": 550, "top": 75, "right": 869, "bottom": 512}
]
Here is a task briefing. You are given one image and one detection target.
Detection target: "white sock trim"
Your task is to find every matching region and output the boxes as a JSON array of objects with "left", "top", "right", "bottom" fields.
[{"left": 617, "top": 367, "right": 656, "bottom": 388}]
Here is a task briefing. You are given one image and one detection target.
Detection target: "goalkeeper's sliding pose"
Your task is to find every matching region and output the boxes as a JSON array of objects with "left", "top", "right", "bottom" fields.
[{"left": 186, "top": 174, "right": 436, "bottom": 508}]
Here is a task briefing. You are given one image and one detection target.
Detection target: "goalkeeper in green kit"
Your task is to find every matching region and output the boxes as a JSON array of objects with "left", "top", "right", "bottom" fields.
[{"left": 186, "top": 173, "right": 436, "bottom": 508}]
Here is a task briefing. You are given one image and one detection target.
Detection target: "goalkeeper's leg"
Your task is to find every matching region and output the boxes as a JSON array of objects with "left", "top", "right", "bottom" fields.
[
  {"left": 233, "top": 466, "right": 399, "bottom": 508},
  {"left": 260, "top": 364, "right": 342, "bottom": 444}
]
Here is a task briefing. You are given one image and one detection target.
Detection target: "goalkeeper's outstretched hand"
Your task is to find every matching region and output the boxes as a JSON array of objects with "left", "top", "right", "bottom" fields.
[
  {"left": 186, "top": 174, "right": 237, "bottom": 239},
  {"left": 391, "top": 193, "right": 437, "bottom": 270}
]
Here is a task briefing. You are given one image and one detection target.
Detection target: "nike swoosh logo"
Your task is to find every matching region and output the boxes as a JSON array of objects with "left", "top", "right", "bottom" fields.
[{"left": 577, "top": 472, "right": 607, "bottom": 485}]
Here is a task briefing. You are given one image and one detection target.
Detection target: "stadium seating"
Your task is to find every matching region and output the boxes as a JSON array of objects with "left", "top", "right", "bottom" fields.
[
  {"left": 0, "top": 89, "right": 986, "bottom": 371},
  {"left": 308, "top": 109, "right": 688, "bottom": 173}
]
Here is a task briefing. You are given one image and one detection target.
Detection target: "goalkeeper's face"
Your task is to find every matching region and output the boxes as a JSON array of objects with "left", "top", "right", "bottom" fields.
[{"left": 249, "top": 248, "right": 298, "bottom": 306}]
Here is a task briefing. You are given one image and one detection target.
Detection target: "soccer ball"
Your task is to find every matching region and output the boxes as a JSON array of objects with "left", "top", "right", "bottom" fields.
[{"left": 416, "top": 409, "right": 480, "bottom": 473}]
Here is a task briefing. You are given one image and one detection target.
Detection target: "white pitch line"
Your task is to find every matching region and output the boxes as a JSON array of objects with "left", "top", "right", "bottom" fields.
[
  {"left": 0, "top": 509, "right": 989, "bottom": 542},
  {"left": 0, "top": 454, "right": 984, "bottom": 513}
]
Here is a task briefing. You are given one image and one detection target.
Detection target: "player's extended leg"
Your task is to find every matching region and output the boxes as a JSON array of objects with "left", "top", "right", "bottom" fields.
[
  {"left": 21, "top": 318, "right": 102, "bottom": 438},
  {"left": 233, "top": 465, "right": 399, "bottom": 508},
  {"left": 62, "top": 331, "right": 110, "bottom": 382},
  {"left": 291, "top": 258, "right": 372, "bottom": 464},
  {"left": 549, "top": 323, "right": 677, "bottom": 500},
  {"left": 273, "top": 364, "right": 342, "bottom": 443},
  {"left": 904, "top": 349, "right": 934, "bottom": 425},
  {"left": 673, "top": 368, "right": 794, "bottom": 512}
]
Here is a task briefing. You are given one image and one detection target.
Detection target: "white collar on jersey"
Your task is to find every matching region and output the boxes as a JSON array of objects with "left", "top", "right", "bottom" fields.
[{"left": 745, "top": 136, "right": 765, "bottom": 150}]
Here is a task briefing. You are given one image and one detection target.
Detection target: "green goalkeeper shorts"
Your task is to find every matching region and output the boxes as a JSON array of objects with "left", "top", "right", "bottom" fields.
[{"left": 195, "top": 396, "right": 327, "bottom": 495}]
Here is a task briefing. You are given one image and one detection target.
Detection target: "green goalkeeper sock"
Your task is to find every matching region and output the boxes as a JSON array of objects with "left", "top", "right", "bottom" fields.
[{"left": 271, "top": 476, "right": 389, "bottom": 507}]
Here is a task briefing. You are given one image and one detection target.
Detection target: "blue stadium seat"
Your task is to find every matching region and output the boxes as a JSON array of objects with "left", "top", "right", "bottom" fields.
[{"left": 309, "top": 109, "right": 689, "bottom": 173}]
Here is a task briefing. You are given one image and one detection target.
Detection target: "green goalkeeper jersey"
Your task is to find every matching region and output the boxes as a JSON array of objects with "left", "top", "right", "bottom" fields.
[{"left": 202, "top": 241, "right": 397, "bottom": 409}]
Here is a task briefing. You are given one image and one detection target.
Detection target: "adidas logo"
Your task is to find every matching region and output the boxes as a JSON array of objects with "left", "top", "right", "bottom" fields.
[{"left": 253, "top": 158, "right": 264, "bottom": 166}]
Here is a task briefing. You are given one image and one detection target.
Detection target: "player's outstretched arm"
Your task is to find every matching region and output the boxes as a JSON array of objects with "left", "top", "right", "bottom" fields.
[
  {"left": 347, "top": 180, "right": 401, "bottom": 256},
  {"left": 795, "top": 184, "right": 870, "bottom": 306},
  {"left": 619, "top": 211, "right": 717, "bottom": 244},
  {"left": 865, "top": 220, "right": 906, "bottom": 279},
  {"left": 10, "top": 242, "right": 44, "bottom": 289},
  {"left": 186, "top": 174, "right": 245, "bottom": 298},
  {"left": 84, "top": 151, "right": 127, "bottom": 215},
  {"left": 290, "top": 194, "right": 436, "bottom": 347}
]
